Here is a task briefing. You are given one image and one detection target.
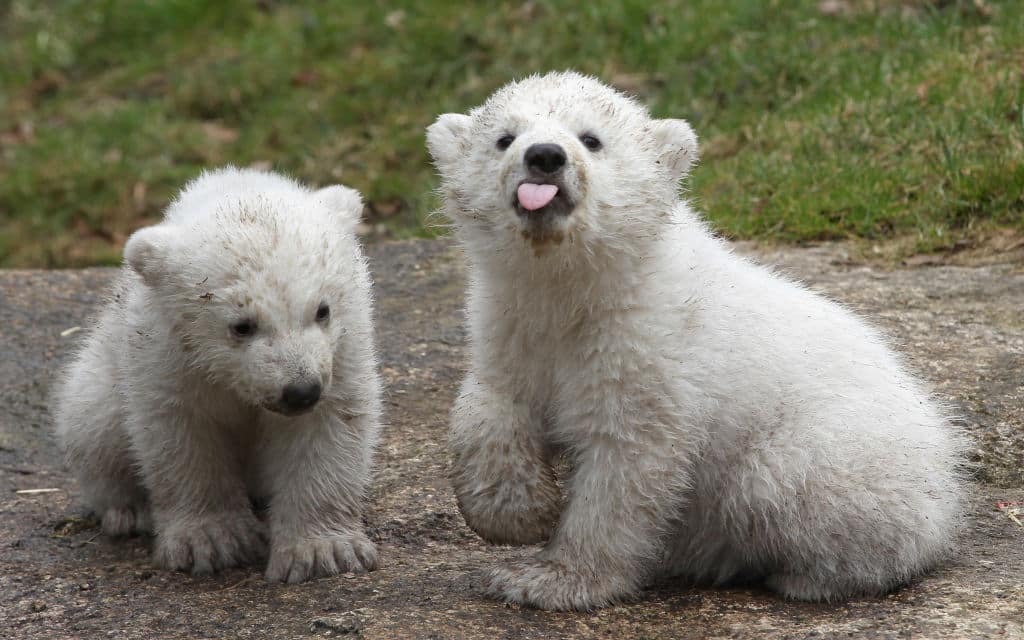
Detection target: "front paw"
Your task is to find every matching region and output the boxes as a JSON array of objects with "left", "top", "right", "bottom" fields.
[
  {"left": 265, "top": 531, "right": 378, "bottom": 584},
  {"left": 153, "top": 511, "right": 267, "bottom": 575},
  {"left": 484, "top": 557, "right": 637, "bottom": 611},
  {"left": 452, "top": 460, "right": 561, "bottom": 546}
]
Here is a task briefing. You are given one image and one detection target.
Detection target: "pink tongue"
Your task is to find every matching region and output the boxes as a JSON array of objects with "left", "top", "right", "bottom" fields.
[{"left": 517, "top": 183, "right": 558, "bottom": 211}]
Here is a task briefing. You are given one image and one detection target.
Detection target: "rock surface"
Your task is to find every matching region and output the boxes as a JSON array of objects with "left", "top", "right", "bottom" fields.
[{"left": 1, "top": 238, "right": 1022, "bottom": 639}]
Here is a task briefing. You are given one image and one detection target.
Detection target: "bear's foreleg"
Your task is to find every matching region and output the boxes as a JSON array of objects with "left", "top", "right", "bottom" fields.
[
  {"left": 262, "top": 411, "right": 378, "bottom": 583},
  {"left": 129, "top": 403, "right": 267, "bottom": 575},
  {"left": 484, "top": 382, "right": 695, "bottom": 611}
]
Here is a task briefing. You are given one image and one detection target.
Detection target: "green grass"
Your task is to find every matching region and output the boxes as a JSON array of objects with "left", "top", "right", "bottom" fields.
[{"left": 1, "top": 0, "right": 1021, "bottom": 267}]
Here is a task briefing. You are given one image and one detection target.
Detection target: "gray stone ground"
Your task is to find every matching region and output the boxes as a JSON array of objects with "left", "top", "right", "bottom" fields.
[{"left": 1, "top": 238, "right": 1022, "bottom": 639}]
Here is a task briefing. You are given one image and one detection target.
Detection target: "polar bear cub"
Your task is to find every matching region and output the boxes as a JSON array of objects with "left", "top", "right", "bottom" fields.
[
  {"left": 427, "top": 71, "right": 966, "bottom": 611},
  {"left": 54, "top": 167, "right": 382, "bottom": 583}
]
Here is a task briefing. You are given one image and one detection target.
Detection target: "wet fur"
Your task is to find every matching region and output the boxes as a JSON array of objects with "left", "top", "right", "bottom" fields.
[
  {"left": 428, "top": 71, "right": 967, "bottom": 611},
  {"left": 53, "top": 167, "right": 382, "bottom": 583}
]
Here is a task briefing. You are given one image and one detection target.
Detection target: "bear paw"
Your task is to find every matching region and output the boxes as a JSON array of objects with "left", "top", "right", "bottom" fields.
[
  {"left": 101, "top": 504, "right": 151, "bottom": 537},
  {"left": 153, "top": 512, "right": 267, "bottom": 575},
  {"left": 765, "top": 572, "right": 856, "bottom": 602},
  {"left": 483, "top": 557, "right": 637, "bottom": 611},
  {"left": 265, "top": 531, "right": 378, "bottom": 584}
]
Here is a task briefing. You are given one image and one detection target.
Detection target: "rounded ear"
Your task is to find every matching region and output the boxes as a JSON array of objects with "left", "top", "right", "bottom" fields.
[
  {"left": 649, "top": 118, "right": 699, "bottom": 180},
  {"left": 123, "top": 225, "right": 181, "bottom": 287},
  {"left": 426, "top": 113, "right": 472, "bottom": 171},
  {"left": 315, "top": 185, "right": 364, "bottom": 232}
]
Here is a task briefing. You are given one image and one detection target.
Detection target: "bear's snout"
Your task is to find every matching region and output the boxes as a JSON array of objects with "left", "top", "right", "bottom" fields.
[
  {"left": 280, "top": 380, "right": 322, "bottom": 414},
  {"left": 524, "top": 143, "right": 567, "bottom": 175}
]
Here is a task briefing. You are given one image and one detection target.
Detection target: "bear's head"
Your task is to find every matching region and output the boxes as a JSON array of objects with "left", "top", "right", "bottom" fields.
[
  {"left": 123, "top": 170, "right": 366, "bottom": 416},
  {"left": 427, "top": 71, "right": 697, "bottom": 253}
]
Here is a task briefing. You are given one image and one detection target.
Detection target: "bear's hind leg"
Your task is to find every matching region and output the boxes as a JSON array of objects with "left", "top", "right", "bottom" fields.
[
  {"left": 449, "top": 375, "right": 562, "bottom": 546},
  {"left": 764, "top": 565, "right": 907, "bottom": 602},
  {"left": 55, "top": 344, "right": 150, "bottom": 536}
]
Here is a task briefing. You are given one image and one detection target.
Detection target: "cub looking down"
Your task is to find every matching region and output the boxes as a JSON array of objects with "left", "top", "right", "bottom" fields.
[
  {"left": 54, "top": 167, "right": 382, "bottom": 583},
  {"left": 428, "top": 71, "right": 966, "bottom": 611}
]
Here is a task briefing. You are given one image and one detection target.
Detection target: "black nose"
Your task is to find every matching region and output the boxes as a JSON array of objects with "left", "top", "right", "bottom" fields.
[
  {"left": 524, "top": 143, "right": 567, "bottom": 174},
  {"left": 281, "top": 381, "right": 322, "bottom": 412}
]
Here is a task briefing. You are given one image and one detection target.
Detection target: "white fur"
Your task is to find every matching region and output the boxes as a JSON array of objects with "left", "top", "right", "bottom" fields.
[
  {"left": 428, "top": 71, "right": 967, "bottom": 611},
  {"left": 53, "top": 167, "right": 382, "bottom": 582}
]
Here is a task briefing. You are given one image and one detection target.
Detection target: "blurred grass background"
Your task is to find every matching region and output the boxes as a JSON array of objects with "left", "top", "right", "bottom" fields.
[{"left": 0, "top": 0, "right": 1021, "bottom": 267}]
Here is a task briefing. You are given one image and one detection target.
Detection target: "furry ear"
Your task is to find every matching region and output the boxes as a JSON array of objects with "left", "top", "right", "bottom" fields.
[
  {"left": 123, "top": 225, "right": 182, "bottom": 287},
  {"left": 649, "top": 118, "right": 699, "bottom": 180},
  {"left": 426, "top": 113, "right": 472, "bottom": 170},
  {"left": 315, "top": 185, "right": 364, "bottom": 232}
]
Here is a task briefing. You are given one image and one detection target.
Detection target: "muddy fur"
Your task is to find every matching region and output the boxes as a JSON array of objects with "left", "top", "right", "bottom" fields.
[
  {"left": 427, "top": 71, "right": 967, "bottom": 611},
  {"left": 53, "top": 167, "right": 382, "bottom": 583}
]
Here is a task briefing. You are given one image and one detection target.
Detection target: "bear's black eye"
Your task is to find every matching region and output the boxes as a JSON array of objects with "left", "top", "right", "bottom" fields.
[
  {"left": 230, "top": 319, "right": 256, "bottom": 338},
  {"left": 580, "top": 133, "right": 603, "bottom": 151},
  {"left": 316, "top": 302, "right": 330, "bottom": 323},
  {"left": 496, "top": 134, "right": 516, "bottom": 151}
]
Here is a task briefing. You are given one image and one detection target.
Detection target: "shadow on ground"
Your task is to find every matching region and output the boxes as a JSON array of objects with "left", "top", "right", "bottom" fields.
[{"left": 1, "top": 239, "right": 1022, "bottom": 639}]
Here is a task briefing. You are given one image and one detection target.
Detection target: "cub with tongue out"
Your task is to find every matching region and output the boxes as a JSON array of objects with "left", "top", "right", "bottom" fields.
[{"left": 427, "top": 71, "right": 965, "bottom": 611}]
